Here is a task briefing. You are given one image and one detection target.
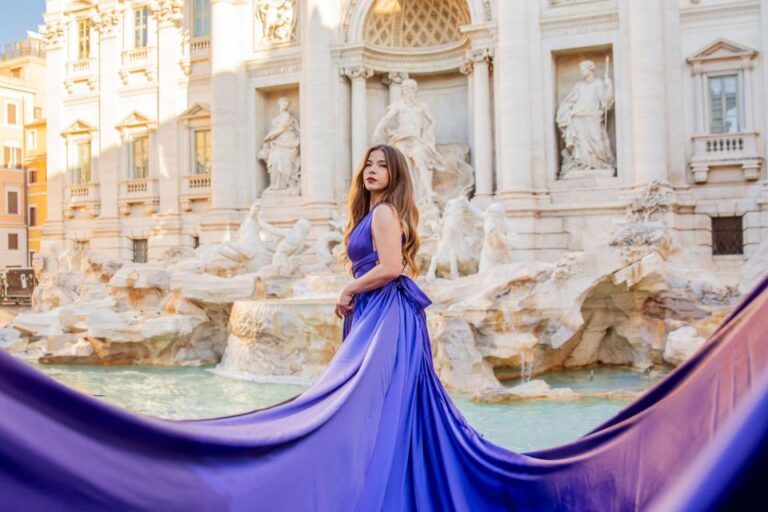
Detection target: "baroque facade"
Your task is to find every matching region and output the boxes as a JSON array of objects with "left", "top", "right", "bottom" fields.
[{"left": 41, "top": 0, "right": 768, "bottom": 284}]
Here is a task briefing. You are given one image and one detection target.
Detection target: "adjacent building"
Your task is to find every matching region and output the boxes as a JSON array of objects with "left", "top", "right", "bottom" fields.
[
  {"left": 40, "top": 0, "right": 768, "bottom": 285},
  {"left": 25, "top": 118, "right": 47, "bottom": 264}
]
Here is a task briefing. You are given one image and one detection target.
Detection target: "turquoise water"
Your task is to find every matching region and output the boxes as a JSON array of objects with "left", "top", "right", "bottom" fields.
[{"left": 30, "top": 363, "right": 662, "bottom": 453}]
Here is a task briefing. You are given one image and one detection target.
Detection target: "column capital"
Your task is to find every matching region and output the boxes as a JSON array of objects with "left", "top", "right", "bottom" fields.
[
  {"left": 461, "top": 47, "right": 493, "bottom": 74},
  {"left": 42, "top": 19, "right": 66, "bottom": 49},
  {"left": 343, "top": 65, "right": 374, "bottom": 81},
  {"left": 150, "top": 0, "right": 185, "bottom": 28},
  {"left": 382, "top": 71, "right": 409, "bottom": 86},
  {"left": 92, "top": 6, "right": 122, "bottom": 38}
]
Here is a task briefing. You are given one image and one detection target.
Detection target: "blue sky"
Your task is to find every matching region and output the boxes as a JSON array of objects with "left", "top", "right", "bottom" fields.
[{"left": 0, "top": 0, "right": 45, "bottom": 48}]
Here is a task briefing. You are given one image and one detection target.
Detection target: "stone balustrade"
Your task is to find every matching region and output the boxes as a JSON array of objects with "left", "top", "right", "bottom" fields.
[{"left": 690, "top": 131, "right": 762, "bottom": 183}]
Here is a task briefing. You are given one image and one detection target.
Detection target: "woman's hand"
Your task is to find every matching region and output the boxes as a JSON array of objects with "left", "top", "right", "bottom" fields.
[{"left": 335, "top": 286, "right": 355, "bottom": 318}]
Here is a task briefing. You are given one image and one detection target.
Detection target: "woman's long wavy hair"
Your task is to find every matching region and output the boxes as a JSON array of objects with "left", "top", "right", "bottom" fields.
[{"left": 342, "top": 144, "right": 420, "bottom": 277}]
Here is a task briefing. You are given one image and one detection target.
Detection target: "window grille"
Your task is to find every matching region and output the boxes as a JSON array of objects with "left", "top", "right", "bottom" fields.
[{"left": 712, "top": 216, "right": 743, "bottom": 255}]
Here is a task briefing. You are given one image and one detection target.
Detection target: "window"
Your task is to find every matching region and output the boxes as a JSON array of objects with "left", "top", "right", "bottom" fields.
[
  {"left": 4, "top": 146, "right": 21, "bottom": 168},
  {"left": 134, "top": 7, "right": 149, "bottom": 48},
  {"left": 193, "top": 0, "right": 211, "bottom": 37},
  {"left": 708, "top": 74, "right": 740, "bottom": 134},
  {"left": 33, "top": 107, "right": 42, "bottom": 119},
  {"left": 132, "top": 238, "right": 148, "bottom": 263},
  {"left": 27, "top": 130, "right": 37, "bottom": 150},
  {"left": 712, "top": 216, "right": 743, "bottom": 255},
  {"left": 194, "top": 129, "right": 211, "bottom": 174},
  {"left": 6, "top": 190, "right": 19, "bottom": 214},
  {"left": 6, "top": 103, "right": 17, "bottom": 125},
  {"left": 8, "top": 233, "right": 18, "bottom": 250},
  {"left": 78, "top": 19, "right": 91, "bottom": 60},
  {"left": 72, "top": 141, "right": 91, "bottom": 184},
  {"left": 29, "top": 206, "right": 37, "bottom": 226},
  {"left": 130, "top": 136, "right": 149, "bottom": 179},
  {"left": 28, "top": 168, "right": 37, "bottom": 184}
]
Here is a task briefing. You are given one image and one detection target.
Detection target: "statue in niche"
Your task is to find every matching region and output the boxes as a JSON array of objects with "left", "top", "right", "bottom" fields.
[
  {"left": 555, "top": 58, "right": 615, "bottom": 179},
  {"left": 256, "top": 214, "right": 312, "bottom": 278},
  {"left": 258, "top": 97, "right": 301, "bottom": 194},
  {"left": 255, "top": 0, "right": 297, "bottom": 43},
  {"left": 372, "top": 78, "right": 474, "bottom": 209},
  {"left": 478, "top": 203, "right": 518, "bottom": 273}
]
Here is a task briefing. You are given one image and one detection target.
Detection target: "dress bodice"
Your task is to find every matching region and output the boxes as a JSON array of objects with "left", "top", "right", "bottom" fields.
[{"left": 347, "top": 202, "right": 405, "bottom": 279}]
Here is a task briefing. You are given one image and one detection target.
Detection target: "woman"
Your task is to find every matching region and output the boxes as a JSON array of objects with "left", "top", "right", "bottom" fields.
[{"left": 0, "top": 145, "right": 765, "bottom": 511}]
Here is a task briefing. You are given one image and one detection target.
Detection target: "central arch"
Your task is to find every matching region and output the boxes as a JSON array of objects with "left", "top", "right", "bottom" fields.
[{"left": 341, "top": 0, "right": 492, "bottom": 45}]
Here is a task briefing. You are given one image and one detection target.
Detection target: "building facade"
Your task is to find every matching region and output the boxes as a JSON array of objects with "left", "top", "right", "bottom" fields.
[
  {"left": 41, "top": 0, "right": 768, "bottom": 284},
  {"left": 0, "top": 34, "right": 47, "bottom": 268},
  {"left": 25, "top": 118, "right": 47, "bottom": 264}
]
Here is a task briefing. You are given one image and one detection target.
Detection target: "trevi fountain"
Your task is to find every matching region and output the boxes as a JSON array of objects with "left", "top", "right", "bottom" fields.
[{"left": 6, "top": 0, "right": 768, "bottom": 450}]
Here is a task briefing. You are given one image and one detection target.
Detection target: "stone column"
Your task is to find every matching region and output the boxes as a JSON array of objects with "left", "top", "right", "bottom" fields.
[
  {"left": 344, "top": 65, "right": 373, "bottom": 166},
  {"left": 300, "top": 0, "right": 337, "bottom": 208},
  {"left": 41, "top": 18, "right": 67, "bottom": 251},
  {"left": 93, "top": 6, "right": 121, "bottom": 253},
  {"left": 204, "top": 0, "right": 242, "bottom": 241},
  {"left": 464, "top": 48, "right": 494, "bottom": 201},
  {"left": 383, "top": 71, "right": 408, "bottom": 104},
  {"left": 627, "top": 0, "right": 668, "bottom": 184},
  {"left": 154, "top": 2, "right": 182, "bottom": 214},
  {"left": 495, "top": 0, "right": 533, "bottom": 201}
]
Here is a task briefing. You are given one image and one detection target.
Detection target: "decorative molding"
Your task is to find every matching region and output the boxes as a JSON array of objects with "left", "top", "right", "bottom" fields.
[
  {"left": 116, "top": 111, "right": 158, "bottom": 131},
  {"left": 179, "top": 102, "right": 211, "bottom": 120},
  {"left": 61, "top": 119, "right": 98, "bottom": 136},
  {"left": 680, "top": 1, "right": 760, "bottom": 25},
  {"left": 686, "top": 38, "right": 758, "bottom": 67},
  {"left": 540, "top": 12, "right": 618, "bottom": 37},
  {"left": 461, "top": 47, "right": 493, "bottom": 75},
  {"left": 246, "top": 54, "right": 302, "bottom": 78}
]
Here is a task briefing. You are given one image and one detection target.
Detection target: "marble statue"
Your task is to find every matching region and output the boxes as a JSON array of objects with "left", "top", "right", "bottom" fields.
[
  {"left": 555, "top": 59, "right": 615, "bottom": 178},
  {"left": 256, "top": 214, "right": 312, "bottom": 277},
  {"left": 301, "top": 210, "right": 347, "bottom": 273},
  {"left": 426, "top": 196, "right": 484, "bottom": 280},
  {"left": 255, "top": 0, "right": 297, "bottom": 43},
  {"left": 478, "top": 203, "right": 518, "bottom": 273},
  {"left": 258, "top": 97, "right": 301, "bottom": 194},
  {"left": 372, "top": 78, "right": 473, "bottom": 207},
  {"left": 171, "top": 202, "right": 272, "bottom": 276}
]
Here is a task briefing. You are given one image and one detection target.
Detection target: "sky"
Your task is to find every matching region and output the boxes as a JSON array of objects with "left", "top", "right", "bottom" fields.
[{"left": 0, "top": 0, "right": 46, "bottom": 49}]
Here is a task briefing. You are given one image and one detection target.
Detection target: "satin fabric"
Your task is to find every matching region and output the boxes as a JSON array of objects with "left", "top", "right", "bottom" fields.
[{"left": 0, "top": 201, "right": 766, "bottom": 511}]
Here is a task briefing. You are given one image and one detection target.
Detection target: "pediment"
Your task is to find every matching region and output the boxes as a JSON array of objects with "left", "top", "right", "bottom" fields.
[
  {"left": 687, "top": 38, "right": 757, "bottom": 63},
  {"left": 179, "top": 102, "right": 211, "bottom": 120},
  {"left": 61, "top": 119, "right": 97, "bottom": 135},
  {"left": 115, "top": 111, "right": 157, "bottom": 130}
]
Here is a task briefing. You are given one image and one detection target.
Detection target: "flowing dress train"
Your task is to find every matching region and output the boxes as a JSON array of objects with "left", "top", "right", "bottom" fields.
[{"left": 1, "top": 201, "right": 767, "bottom": 511}]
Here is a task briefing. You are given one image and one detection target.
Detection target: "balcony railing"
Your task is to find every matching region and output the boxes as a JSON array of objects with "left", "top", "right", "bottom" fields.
[
  {"left": 67, "top": 58, "right": 95, "bottom": 76},
  {"left": 180, "top": 173, "right": 212, "bottom": 211},
  {"left": 121, "top": 46, "right": 153, "bottom": 66},
  {"left": 65, "top": 182, "right": 100, "bottom": 217},
  {"left": 119, "top": 178, "right": 159, "bottom": 215},
  {"left": 690, "top": 131, "right": 762, "bottom": 183},
  {"left": 190, "top": 37, "right": 210, "bottom": 55}
]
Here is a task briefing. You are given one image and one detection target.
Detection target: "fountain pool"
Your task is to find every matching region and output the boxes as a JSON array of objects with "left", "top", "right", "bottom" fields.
[{"left": 27, "top": 362, "right": 664, "bottom": 452}]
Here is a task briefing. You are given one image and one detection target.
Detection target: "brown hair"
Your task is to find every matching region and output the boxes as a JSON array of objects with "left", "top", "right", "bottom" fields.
[{"left": 342, "top": 144, "right": 420, "bottom": 277}]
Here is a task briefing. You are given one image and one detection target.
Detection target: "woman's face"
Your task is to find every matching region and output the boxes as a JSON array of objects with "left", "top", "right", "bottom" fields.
[{"left": 363, "top": 149, "right": 391, "bottom": 194}]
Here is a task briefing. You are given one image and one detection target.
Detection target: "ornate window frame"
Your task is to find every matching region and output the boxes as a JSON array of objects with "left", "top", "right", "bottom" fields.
[{"left": 686, "top": 39, "right": 761, "bottom": 183}]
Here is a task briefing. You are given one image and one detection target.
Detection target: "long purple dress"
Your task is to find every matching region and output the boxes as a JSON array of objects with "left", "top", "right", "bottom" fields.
[{"left": 0, "top": 201, "right": 767, "bottom": 511}]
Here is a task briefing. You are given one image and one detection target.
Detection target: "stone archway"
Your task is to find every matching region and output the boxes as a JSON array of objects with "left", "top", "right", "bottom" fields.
[{"left": 341, "top": 0, "right": 493, "bottom": 45}]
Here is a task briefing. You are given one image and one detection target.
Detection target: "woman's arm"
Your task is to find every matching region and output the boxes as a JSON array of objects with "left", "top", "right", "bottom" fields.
[{"left": 349, "top": 203, "right": 403, "bottom": 293}]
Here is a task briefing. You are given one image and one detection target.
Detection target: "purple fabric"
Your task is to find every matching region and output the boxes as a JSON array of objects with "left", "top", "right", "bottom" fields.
[{"left": 0, "top": 201, "right": 766, "bottom": 510}]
